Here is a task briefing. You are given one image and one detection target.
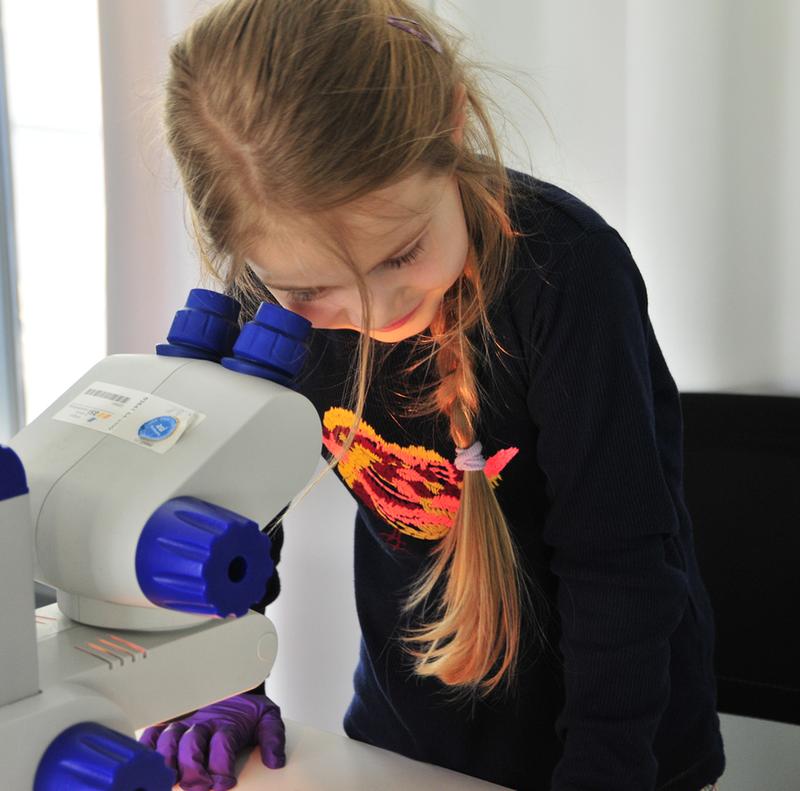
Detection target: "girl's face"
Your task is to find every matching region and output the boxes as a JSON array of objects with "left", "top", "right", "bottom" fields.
[{"left": 245, "top": 169, "right": 470, "bottom": 342}]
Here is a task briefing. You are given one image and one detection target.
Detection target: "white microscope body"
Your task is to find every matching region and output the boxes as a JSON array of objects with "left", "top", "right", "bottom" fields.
[{"left": 0, "top": 291, "right": 321, "bottom": 789}]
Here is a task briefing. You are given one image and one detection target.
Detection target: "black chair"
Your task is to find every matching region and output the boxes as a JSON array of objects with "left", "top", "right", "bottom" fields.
[{"left": 680, "top": 391, "right": 800, "bottom": 726}]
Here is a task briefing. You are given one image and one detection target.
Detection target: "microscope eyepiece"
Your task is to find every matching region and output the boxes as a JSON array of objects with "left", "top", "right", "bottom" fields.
[{"left": 156, "top": 288, "right": 242, "bottom": 361}]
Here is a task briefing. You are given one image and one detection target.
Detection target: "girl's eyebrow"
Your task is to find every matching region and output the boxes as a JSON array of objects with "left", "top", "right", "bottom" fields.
[{"left": 260, "top": 219, "right": 430, "bottom": 291}]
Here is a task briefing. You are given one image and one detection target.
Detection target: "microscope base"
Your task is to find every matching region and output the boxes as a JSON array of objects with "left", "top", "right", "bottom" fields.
[{"left": 36, "top": 602, "right": 278, "bottom": 728}]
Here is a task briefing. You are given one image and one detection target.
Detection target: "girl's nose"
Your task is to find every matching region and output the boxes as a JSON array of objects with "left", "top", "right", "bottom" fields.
[
  {"left": 340, "top": 288, "right": 401, "bottom": 331},
  {"left": 339, "top": 295, "right": 363, "bottom": 330}
]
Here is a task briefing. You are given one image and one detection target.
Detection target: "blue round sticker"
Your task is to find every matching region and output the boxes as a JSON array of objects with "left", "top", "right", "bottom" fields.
[{"left": 138, "top": 415, "right": 178, "bottom": 442}]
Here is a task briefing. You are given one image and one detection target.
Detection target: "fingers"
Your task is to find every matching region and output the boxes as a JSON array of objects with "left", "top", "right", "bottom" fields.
[
  {"left": 256, "top": 708, "right": 286, "bottom": 769},
  {"left": 138, "top": 723, "right": 167, "bottom": 750},
  {"left": 176, "top": 722, "right": 215, "bottom": 790},
  {"left": 259, "top": 696, "right": 283, "bottom": 719},
  {"left": 155, "top": 721, "right": 190, "bottom": 771},
  {"left": 206, "top": 727, "right": 240, "bottom": 790},
  {"left": 151, "top": 721, "right": 230, "bottom": 791},
  {"left": 140, "top": 697, "right": 283, "bottom": 788}
]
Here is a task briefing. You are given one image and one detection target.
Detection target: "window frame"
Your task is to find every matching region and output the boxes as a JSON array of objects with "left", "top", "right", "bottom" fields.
[{"left": 0, "top": 14, "right": 24, "bottom": 443}]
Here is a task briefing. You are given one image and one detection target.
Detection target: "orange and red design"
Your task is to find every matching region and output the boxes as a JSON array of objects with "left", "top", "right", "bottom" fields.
[{"left": 322, "top": 406, "right": 519, "bottom": 542}]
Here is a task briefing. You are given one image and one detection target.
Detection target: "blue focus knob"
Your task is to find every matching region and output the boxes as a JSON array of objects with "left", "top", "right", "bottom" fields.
[
  {"left": 135, "top": 496, "right": 274, "bottom": 618},
  {"left": 156, "top": 288, "right": 241, "bottom": 361},
  {"left": 33, "top": 721, "right": 176, "bottom": 791},
  {"left": 0, "top": 445, "right": 28, "bottom": 501},
  {"left": 220, "top": 301, "right": 311, "bottom": 387}
]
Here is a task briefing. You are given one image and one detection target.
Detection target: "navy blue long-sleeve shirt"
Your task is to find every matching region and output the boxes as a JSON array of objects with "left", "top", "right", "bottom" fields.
[{"left": 247, "top": 168, "right": 726, "bottom": 790}]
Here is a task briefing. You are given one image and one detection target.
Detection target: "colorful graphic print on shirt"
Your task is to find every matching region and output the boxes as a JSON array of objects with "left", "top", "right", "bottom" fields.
[{"left": 322, "top": 406, "right": 519, "bottom": 542}]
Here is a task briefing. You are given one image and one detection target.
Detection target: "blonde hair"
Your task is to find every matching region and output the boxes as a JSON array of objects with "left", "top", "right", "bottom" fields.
[{"left": 163, "top": 0, "right": 552, "bottom": 704}]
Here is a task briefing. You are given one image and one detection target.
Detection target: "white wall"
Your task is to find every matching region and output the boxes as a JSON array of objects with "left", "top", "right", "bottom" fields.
[
  {"left": 434, "top": 0, "right": 800, "bottom": 397},
  {"left": 99, "top": 1, "right": 205, "bottom": 356}
]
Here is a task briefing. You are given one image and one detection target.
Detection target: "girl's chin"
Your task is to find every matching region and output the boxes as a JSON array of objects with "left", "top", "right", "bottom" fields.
[
  {"left": 369, "top": 327, "right": 419, "bottom": 343},
  {"left": 369, "top": 308, "right": 435, "bottom": 341},
  {"left": 321, "top": 295, "right": 441, "bottom": 338}
]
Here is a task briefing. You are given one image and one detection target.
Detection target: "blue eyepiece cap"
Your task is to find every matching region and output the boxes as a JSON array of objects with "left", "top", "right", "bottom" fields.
[
  {"left": 156, "top": 288, "right": 242, "bottom": 361},
  {"left": 221, "top": 301, "right": 312, "bottom": 387}
]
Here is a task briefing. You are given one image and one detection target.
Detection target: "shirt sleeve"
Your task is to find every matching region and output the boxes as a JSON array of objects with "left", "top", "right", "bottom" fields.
[{"left": 525, "top": 228, "right": 689, "bottom": 790}]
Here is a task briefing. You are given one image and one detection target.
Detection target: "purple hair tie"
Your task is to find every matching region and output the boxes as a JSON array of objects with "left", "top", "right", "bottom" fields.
[
  {"left": 386, "top": 15, "right": 443, "bottom": 54},
  {"left": 454, "top": 440, "right": 487, "bottom": 472}
]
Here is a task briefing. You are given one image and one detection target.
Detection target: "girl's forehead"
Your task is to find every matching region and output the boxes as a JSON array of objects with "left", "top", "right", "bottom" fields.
[
  {"left": 248, "top": 171, "right": 449, "bottom": 283},
  {"left": 343, "top": 169, "right": 446, "bottom": 232}
]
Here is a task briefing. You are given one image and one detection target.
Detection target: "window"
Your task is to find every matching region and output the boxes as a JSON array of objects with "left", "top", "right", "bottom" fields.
[{"left": 1, "top": 0, "right": 105, "bottom": 428}]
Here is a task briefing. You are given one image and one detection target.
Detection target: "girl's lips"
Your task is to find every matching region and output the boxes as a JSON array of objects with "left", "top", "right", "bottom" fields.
[{"left": 378, "top": 298, "right": 425, "bottom": 331}]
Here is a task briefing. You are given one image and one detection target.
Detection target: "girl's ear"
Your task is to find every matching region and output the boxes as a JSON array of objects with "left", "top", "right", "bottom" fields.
[{"left": 451, "top": 82, "right": 467, "bottom": 146}]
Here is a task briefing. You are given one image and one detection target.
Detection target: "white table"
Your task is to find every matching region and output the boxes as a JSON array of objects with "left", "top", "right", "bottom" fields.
[{"left": 139, "top": 718, "right": 512, "bottom": 790}]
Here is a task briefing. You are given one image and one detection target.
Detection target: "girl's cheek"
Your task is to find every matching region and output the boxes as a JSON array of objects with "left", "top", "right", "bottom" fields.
[
  {"left": 269, "top": 293, "right": 349, "bottom": 329},
  {"left": 288, "top": 301, "right": 343, "bottom": 328},
  {"left": 270, "top": 295, "right": 313, "bottom": 319}
]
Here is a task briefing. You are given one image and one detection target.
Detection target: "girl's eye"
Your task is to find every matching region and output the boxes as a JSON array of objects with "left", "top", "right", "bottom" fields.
[
  {"left": 285, "top": 241, "right": 424, "bottom": 304},
  {"left": 287, "top": 289, "right": 324, "bottom": 304},
  {"left": 381, "top": 241, "right": 423, "bottom": 270}
]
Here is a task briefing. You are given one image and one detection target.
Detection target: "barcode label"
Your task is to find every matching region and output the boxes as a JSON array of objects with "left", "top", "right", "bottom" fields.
[
  {"left": 85, "top": 387, "right": 130, "bottom": 404},
  {"left": 54, "top": 379, "right": 205, "bottom": 455}
]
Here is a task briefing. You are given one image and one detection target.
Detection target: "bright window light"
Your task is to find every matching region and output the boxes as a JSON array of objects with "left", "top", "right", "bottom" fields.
[{"left": 2, "top": 0, "right": 105, "bottom": 423}]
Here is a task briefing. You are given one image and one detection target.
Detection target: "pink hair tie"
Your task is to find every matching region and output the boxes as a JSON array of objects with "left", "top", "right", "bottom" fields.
[
  {"left": 386, "top": 15, "right": 443, "bottom": 54},
  {"left": 454, "top": 440, "right": 486, "bottom": 472}
]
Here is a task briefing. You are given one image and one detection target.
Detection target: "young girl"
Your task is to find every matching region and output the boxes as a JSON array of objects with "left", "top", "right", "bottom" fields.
[{"left": 138, "top": 1, "right": 725, "bottom": 789}]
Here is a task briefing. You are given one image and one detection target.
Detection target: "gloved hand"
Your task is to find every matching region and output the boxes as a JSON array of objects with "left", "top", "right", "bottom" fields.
[{"left": 138, "top": 692, "right": 286, "bottom": 790}]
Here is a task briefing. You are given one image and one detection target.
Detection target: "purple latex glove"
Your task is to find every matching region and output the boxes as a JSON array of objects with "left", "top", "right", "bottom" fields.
[{"left": 138, "top": 692, "right": 286, "bottom": 791}]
